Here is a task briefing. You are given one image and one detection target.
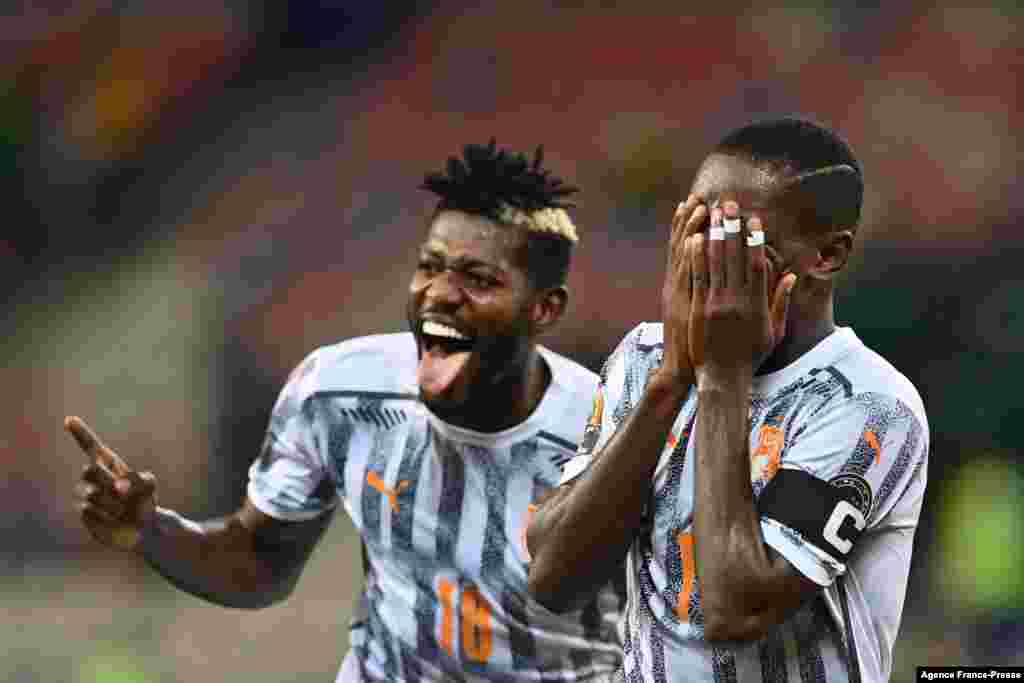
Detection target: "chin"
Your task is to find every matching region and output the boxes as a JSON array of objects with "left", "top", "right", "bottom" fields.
[{"left": 418, "top": 375, "right": 476, "bottom": 414}]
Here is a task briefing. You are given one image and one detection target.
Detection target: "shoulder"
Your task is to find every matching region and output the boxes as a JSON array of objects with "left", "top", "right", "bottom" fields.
[
  {"left": 289, "top": 332, "right": 419, "bottom": 400},
  {"left": 607, "top": 322, "right": 664, "bottom": 371},
  {"left": 600, "top": 322, "right": 664, "bottom": 394},
  {"left": 540, "top": 346, "right": 599, "bottom": 396},
  {"left": 832, "top": 329, "right": 928, "bottom": 430}
]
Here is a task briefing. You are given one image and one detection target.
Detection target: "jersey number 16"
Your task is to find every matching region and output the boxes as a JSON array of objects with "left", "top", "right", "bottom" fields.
[{"left": 438, "top": 579, "right": 494, "bottom": 664}]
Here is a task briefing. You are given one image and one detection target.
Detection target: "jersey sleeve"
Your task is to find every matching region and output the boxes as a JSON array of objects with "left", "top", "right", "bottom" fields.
[
  {"left": 558, "top": 324, "right": 654, "bottom": 485},
  {"left": 756, "top": 392, "right": 928, "bottom": 586},
  {"left": 247, "top": 350, "right": 338, "bottom": 521}
]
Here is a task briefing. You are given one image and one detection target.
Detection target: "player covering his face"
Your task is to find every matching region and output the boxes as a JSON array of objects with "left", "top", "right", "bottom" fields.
[{"left": 527, "top": 118, "right": 928, "bottom": 683}]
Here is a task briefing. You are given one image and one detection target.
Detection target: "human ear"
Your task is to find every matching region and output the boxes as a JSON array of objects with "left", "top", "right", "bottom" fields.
[
  {"left": 530, "top": 286, "right": 568, "bottom": 335},
  {"left": 809, "top": 229, "right": 854, "bottom": 280}
]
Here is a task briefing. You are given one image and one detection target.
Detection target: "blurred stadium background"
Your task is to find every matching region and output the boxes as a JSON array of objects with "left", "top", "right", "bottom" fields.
[{"left": 3, "top": 1, "right": 1022, "bottom": 681}]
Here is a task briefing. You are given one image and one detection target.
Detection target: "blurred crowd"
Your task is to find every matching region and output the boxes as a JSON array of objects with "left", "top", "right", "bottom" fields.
[{"left": 3, "top": 2, "right": 1022, "bottom": 681}]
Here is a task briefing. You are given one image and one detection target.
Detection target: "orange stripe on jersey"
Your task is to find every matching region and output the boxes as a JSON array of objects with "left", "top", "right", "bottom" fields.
[
  {"left": 588, "top": 390, "right": 605, "bottom": 427},
  {"left": 751, "top": 425, "right": 784, "bottom": 482},
  {"left": 676, "top": 531, "right": 696, "bottom": 622},
  {"left": 865, "top": 430, "right": 881, "bottom": 464}
]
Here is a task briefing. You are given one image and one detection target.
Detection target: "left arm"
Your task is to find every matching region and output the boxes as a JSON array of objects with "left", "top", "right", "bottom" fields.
[{"left": 688, "top": 207, "right": 811, "bottom": 642}]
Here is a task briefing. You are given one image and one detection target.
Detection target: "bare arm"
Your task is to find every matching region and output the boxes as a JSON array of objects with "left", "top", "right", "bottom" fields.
[
  {"left": 138, "top": 499, "right": 333, "bottom": 609},
  {"left": 527, "top": 197, "right": 706, "bottom": 612},
  {"left": 526, "top": 375, "right": 688, "bottom": 612},
  {"left": 68, "top": 416, "right": 333, "bottom": 610},
  {"left": 688, "top": 205, "right": 813, "bottom": 642},
  {"left": 691, "top": 378, "right": 815, "bottom": 641}
]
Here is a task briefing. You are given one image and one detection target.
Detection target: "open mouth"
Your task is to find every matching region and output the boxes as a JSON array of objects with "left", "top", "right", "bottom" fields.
[
  {"left": 415, "top": 318, "right": 479, "bottom": 401},
  {"left": 419, "top": 319, "right": 476, "bottom": 354}
]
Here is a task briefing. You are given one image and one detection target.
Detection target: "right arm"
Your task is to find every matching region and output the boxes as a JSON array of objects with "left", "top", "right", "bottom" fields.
[
  {"left": 526, "top": 374, "right": 688, "bottom": 612},
  {"left": 137, "top": 498, "right": 333, "bottom": 609},
  {"left": 70, "top": 416, "right": 334, "bottom": 610},
  {"left": 527, "top": 197, "right": 707, "bottom": 612}
]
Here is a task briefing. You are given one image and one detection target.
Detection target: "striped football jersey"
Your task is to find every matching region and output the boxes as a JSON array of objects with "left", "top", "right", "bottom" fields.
[
  {"left": 247, "top": 332, "right": 624, "bottom": 682},
  {"left": 560, "top": 324, "right": 929, "bottom": 683}
]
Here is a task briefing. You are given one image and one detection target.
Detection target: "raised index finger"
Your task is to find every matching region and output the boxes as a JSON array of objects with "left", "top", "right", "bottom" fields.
[{"left": 64, "top": 416, "right": 131, "bottom": 476}]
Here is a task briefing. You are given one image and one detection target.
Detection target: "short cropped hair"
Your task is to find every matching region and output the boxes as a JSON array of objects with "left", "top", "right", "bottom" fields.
[
  {"left": 421, "top": 140, "right": 579, "bottom": 290},
  {"left": 715, "top": 117, "right": 863, "bottom": 232}
]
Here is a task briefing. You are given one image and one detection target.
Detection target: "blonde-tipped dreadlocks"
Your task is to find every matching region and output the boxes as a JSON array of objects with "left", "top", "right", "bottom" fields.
[
  {"left": 421, "top": 139, "right": 580, "bottom": 244},
  {"left": 422, "top": 140, "right": 581, "bottom": 288}
]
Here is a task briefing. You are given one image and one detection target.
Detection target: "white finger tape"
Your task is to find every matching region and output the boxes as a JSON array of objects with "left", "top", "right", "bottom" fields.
[
  {"left": 709, "top": 226, "right": 726, "bottom": 241},
  {"left": 724, "top": 217, "right": 742, "bottom": 234},
  {"left": 747, "top": 230, "right": 765, "bottom": 247}
]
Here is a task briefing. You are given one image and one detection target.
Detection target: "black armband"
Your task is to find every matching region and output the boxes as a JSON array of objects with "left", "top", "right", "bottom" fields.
[{"left": 757, "top": 469, "right": 872, "bottom": 563}]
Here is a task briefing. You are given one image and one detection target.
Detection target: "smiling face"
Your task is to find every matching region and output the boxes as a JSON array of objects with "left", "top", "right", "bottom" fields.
[{"left": 406, "top": 209, "right": 544, "bottom": 415}]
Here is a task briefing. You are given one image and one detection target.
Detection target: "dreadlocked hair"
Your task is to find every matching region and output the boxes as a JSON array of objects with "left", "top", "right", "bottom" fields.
[{"left": 421, "top": 139, "right": 581, "bottom": 289}]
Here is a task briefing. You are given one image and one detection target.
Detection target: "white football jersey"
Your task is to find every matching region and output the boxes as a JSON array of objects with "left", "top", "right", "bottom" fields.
[
  {"left": 560, "top": 324, "right": 929, "bottom": 683},
  {"left": 248, "top": 332, "right": 623, "bottom": 682}
]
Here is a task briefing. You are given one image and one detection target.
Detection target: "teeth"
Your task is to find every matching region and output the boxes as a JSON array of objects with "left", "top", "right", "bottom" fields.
[{"left": 422, "top": 320, "right": 469, "bottom": 340}]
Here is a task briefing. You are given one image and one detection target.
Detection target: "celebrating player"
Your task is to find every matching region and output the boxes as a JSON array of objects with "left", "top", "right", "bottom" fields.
[
  {"left": 527, "top": 118, "right": 929, "bottom": 682},
  {"left": 70, "top": 140, "right": 623, "bottom": 681}
]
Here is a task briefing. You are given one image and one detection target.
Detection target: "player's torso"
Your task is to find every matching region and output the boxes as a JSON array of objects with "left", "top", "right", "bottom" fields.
[
  {"left": 615, "top": 327, "right": 861, "bottom": 680},
  {"left": 623, "top": 381, "right": 853, "bottom": 679},
  {"left": 316, "top": 335, "right": 619, "bottom": 681}
]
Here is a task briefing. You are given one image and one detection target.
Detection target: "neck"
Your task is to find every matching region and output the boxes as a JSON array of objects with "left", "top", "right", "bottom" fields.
[
  {"left": 758, "top": 286, "right": 836, "bottom": 375},
  {"left": 443, "top": 346, "right": 550, "bottom": 433}
]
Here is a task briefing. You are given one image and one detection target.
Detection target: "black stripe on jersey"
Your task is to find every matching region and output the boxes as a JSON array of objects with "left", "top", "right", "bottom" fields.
[
  {"left": 810, "top": 366, "right": 853, "bottom": 399},
  {"left": 400, "top": 643, "right": 424, "bottom": 682},
  {"left": 319, "top": 390, "right": 419, "bottom": 401},
  {"left": 759, "top": 629, "right": 788, "bottom": 683},
  {"left": 362, "top": 423, "right": 400, "bottom": 548},
  {"left": 435, "top": 439, "right": 466, "bottom": 565},
  {"left": 636, "top": 342, "right": 664, "bottom": 353},
  {"left": 359, "top": 406, "right": 382, "bottom": 428},
  {"left": 325, "top": 408, "right": 355, "bottom": 493},
  {"left": 875, "top": 404, "right": 923, "bottom": 512},
  {"left": 502, "top": 590, "right": 536, "bottom": 673},
  {"left": 477, "top": 444, "right": 507, "bottom": 581},
  {"left": 757, "top": 468, "right": 866, "bottom": 562},
  {"left": 537, "top": 430, "right": 578, "bottom": 454},
  {"left": 793, "top": 602, "right": 827, "bottom": 683},
  {"left": 391, "top": 424, "right": 431, "bottom": 554},
  {"left": 837, "top": 576, "right": 862, "bottom": 683},
  {"left": 506, "top": 460, "right": 542, "bottom": 672},
  {"left": 412, "top": 563, "right": 443, "bottom": 666},
  {"left": 571, "top": 598, "right": 605, "bottom": 675},
  {"left": 365, "top": 581, "right": 400, "bottom": 678},
  {"left": 649, "top": 613, "right": 669, "bottom": 683},
  {"left": 712, "top": 646, "right": 738, "bottom": 683}
]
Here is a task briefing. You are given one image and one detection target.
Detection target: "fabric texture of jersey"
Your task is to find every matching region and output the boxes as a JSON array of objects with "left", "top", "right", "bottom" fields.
[
  {"left": 248, "top": 332, "right": 623, "bottom": 682},
  {"left": 559, "top": 324, "right": 929, "bottom": 683}
]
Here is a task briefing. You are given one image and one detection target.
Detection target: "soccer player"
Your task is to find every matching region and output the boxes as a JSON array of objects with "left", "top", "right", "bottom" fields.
[
  {"left": 526, "top": 119, "right": 929, "bottom": 682},
  {"left": 69, "top": 141, "right": 624, "bottom": 681}
]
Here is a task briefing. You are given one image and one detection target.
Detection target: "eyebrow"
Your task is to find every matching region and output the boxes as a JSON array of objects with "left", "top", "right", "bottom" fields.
[{"left": 418, "top": 247, "right": 503, "bottom": 273}]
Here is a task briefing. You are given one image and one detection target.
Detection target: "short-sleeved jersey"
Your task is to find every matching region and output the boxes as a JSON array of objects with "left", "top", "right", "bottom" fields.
[
  {"left": 247, "top": 332, "right": 623, "bottom": 682},
  {"left": 560, "top": 324, "right": 929, "bottom": 683}
]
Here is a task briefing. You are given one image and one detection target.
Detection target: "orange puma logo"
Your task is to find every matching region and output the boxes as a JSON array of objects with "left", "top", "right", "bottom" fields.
[{"left": 367, "top": 471, "right": 411, "bottom": 512}]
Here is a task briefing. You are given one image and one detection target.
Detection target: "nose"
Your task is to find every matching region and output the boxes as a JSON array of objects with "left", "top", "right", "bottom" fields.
[{"left": 422, "top": 269, "right": 464, "bottom": 307}]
